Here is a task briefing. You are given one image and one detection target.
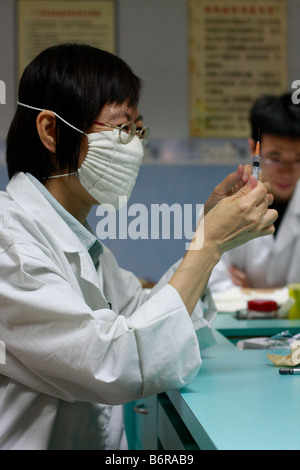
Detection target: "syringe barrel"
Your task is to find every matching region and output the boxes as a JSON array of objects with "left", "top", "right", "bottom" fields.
[{"left": 252, "top": 155, "right": 260, "bottom": 181}]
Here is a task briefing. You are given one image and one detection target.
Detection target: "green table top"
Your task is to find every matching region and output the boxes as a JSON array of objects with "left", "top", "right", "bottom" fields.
[
  {"left": 214, "top": 312, "right": 300, "bottom": 338},
  {"left": 167, "top": 331, "right": 300, "bottom": 450}
]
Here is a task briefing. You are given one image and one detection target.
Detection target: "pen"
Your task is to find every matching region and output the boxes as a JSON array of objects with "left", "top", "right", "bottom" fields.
[
  {"left": 252, "top": 129, "right": 261, "bottom": 181},
  {"left": 279, "top": 368, "right": 300, "bottom": 375}
]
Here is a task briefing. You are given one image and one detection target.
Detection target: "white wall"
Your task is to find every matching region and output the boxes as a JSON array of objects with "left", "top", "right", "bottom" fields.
[
  {"left": 118, "top": 0, "right": 189, "bottom": 139},
  {"left": 0, "top": 0, "right": 16, "bottom": 144}
]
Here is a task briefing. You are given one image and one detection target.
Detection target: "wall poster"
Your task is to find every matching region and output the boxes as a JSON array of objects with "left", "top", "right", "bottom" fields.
[
  {"left": 18, "top": 0, "right": 115, "bottom": 77},
  {"left": 189, "top": 0, "right": 288, "bottom": 139}
]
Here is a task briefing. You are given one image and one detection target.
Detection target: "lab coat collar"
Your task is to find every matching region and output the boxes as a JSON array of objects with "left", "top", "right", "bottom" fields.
[
  {"left": 273, "top": 179, "right": 300, "bottom": 253},
  {"left": 6, "top": 172, "right": 100, "bottom": 286},
  {"left": 25, "top": 172, "right": 103, "bottom": 267},
  {"left": 287, "top": 179, "right": 300, "bottom": 216}
]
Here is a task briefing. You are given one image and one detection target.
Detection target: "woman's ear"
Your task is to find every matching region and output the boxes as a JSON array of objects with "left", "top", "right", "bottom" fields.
[{"left": 36, "top": 111, "right": 57, "bottom": 153}]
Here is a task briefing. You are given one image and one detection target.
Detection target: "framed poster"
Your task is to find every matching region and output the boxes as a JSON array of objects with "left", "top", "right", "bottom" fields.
[
  {"left": 18, "top": 0, "right": 115, "bottom": 76},
  {"left": 189, "top": 0, "right": 288, "bottom": 138}
]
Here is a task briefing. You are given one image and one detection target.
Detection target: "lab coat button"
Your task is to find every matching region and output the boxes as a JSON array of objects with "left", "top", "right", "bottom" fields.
[{"left": 97, "top": 415, "right": 107, "bottom": 430}]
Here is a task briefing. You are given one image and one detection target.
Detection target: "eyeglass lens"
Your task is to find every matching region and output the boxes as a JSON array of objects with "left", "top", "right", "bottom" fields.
[
  {"left": 119, "top": 122, "right": 135, "bottom": 144},
  {"left": 119, "top": 122, "right": 150, "bottom": 146}
]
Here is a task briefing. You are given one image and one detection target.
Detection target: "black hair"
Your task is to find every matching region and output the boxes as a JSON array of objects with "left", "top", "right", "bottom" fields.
[
  {"left": 6, "top": 43, "right": 141, "bottom": 180},
  {"left": 250, "top": 92, "right": 300, "bottom": 142}
]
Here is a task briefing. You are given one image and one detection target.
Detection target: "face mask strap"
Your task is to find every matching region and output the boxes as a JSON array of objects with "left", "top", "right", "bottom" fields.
[
  {"left": 17, "top": 101, "right": 85, "bottom": 135},
  {"left": 46, "top": 172, "right": 77, "bottom": 180},
  {"left": 17, "top": 102, "right": 84, "bottom": 180}
]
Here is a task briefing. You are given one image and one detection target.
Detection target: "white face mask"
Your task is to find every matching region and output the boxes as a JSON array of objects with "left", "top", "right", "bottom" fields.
[
  {"left": 17, "top": 102, "right": 144, "bottom": 211},
  {"left": 78, "top": 129, "right": 144, "bottom": 211}
]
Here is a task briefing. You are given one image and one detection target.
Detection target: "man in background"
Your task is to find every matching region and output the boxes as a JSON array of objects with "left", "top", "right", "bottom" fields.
[{"left": 209, "top": 92, "right": 300, "bottom": 291}]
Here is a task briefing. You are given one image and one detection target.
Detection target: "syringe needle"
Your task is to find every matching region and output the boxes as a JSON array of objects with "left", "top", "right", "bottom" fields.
[{"left": 252, "top": 129, "right": 261, "bottom": 181}]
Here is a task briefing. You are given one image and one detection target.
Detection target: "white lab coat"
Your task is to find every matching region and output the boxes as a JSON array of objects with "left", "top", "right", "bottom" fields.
[
  {"left": 209, "top": 179, "right": 300, "bottom": 292},
  {"left": 0, "top": 172, "right": 216, "bottom": 450}
]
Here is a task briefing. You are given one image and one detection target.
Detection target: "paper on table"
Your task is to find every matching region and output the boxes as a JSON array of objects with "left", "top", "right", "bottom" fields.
[
  {"left": 267, "top": 340, "right": 300, "bottom": 366},
  {"left": 213, "top": 286, "right": 289, "bottom": 313}
]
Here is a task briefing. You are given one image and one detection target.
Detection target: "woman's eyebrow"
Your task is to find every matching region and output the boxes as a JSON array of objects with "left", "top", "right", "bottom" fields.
[
  {"left": 107, "top": 111, "right": 128, "bottom": 121},
  {"left": 102, "top": 110, "right": 143, "bottom": 122},
  {"left": 110, "top": 112, "right": 135, "bottom": 123}
]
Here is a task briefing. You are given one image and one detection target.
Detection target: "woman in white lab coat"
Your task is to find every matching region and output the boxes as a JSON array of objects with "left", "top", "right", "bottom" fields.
[
  {"left": 0, "top": 44, "right": 277, "bottom": 450},
  {"left": 209, "top": 93, "right": 300, "bottom": 292}
]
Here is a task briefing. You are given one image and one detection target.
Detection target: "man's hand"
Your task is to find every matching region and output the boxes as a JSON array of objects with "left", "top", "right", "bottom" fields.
[{"left": 229, "top": 265, "right": 250, "bottom": 288}]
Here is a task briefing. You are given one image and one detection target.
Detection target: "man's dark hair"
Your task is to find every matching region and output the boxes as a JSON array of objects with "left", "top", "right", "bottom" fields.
[
  {"left": 6, "top": 43, "right": 141, "bottom": 180},
  {"left": 250, "top": 92, "right": 300, "bottom": 142}
]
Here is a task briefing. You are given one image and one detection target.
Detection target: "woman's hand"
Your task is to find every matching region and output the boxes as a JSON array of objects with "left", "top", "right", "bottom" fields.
[
  {"left": 169, "top": 175, "right": 277, "bottom": 315},
  {"left": 204, "top": 164, "right": 252, "bottom": 215},
  {"left": 202, "top": 175, "right": 277, "bottom": 256}
]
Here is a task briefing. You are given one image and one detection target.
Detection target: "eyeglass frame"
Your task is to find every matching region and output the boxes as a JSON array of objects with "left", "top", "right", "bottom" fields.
[
  {"left": 94, "top": 120, "right": 150, "bottom": 146},
  {"left": 262, "top": 157, "right": 300, "bottom": 170}
]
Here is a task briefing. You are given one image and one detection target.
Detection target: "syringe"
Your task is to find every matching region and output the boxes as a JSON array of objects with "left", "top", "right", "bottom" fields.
[{"left": 252, "top": 129, "right": 261, "bottom": 181}]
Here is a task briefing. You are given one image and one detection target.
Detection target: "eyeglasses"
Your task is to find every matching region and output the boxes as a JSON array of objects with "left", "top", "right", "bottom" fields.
[
  {"left": 94, "top": 120, "right": 150, "bottom": 146},
  {"left": 263, "top": 158, "right": 300, "bottom": 170}
]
